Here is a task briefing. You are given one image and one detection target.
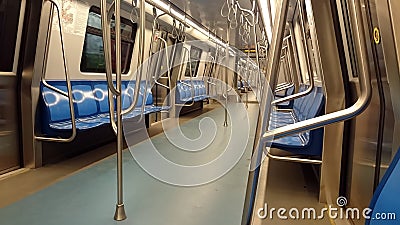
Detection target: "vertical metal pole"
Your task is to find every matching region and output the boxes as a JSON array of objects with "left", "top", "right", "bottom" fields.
[
  {"left": 114, "top": 0, "right": 127, "bottom": 221},
  {"left": 297, "top": 0, "right": 314, "bottom": 86},
  {"left": 253, "top": 20, "right": 263, "bottom": 97},
  {"left": 224, "top": 20, "right": 230, "bottom": 127},
  {"left": 266, "top": 0, "right": 290, "bottom": 93},
  {"left": 246, "top": 46, "right": 251, "bottom": 108},
  {"left": 288, "top": 23, "right": 301, "bottom": 89}
]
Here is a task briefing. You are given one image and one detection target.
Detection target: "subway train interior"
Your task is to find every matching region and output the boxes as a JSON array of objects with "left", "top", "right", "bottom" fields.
[{"left": 0, "top": 0, "right": 400, "bottom": 224}]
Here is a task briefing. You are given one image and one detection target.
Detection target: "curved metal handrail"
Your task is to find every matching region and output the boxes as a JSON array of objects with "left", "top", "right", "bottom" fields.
[
  {"left": 271, "top": 1, "right": 315, "bottom": 105},
  {"left": 261, "top": 0, "right": 372, "bottom": 143},
  {"left": 275, "top": 83, "right": 293, "bottom": 92},
  {"left": 119, "top": 0, "right": 146, "bottom": 119},
  {"left": 153, "top": 36, "right": 172, "bottom": 109},
  {"left": 275, "top": 83, "right": 294, "bottom": 94},
  {"left": 176, "top": 46, "right": 195, "bottom": 107},
  {"left": 101, "top": 0, "right": 120, "bottom": 97},
  {"left": 35, "top": 0, "right": 76, "bottom": 143}
]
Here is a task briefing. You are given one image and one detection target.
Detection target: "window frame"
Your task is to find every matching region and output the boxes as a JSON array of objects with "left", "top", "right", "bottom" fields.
[
  {"left": 185, "top": 46, "right": 203, "bottom": 77},
  {"left": 0, "top": 0, "right": 26, "bottom": 75},
  {"left": 79, "top": 6, "right": 137, "bottom": 75}
]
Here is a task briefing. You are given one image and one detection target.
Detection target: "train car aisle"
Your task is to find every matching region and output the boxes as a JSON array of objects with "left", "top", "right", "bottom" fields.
[{"left": 0, "top": 102, "right": 259, "bottom": 225}]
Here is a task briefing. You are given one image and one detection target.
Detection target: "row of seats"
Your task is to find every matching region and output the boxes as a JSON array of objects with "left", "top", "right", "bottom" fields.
[
  {"left": 270, "top": 83, "right": 399, "bottom": 224},
  {"left": 269, "top": 86, "right": 325, "bottom": 157},
  {"left": 39, "top": 80, "right": 168, "bottom": 136},
  {"left": 275, "top": 84, "right": 295, "bottom": 98},
  {"left": 176, "top": 80, "right": 208, "bottom": 104},
  {"left": 274, "top": 84, "right": 297, "bottom": 108}
]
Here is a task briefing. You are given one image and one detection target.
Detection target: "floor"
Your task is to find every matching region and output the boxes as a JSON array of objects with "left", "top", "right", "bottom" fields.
[
  {"left": 0, "top": 104, "right": 218, "bottom": 208},
  {"left": 0, "top": 102, "right": 258, "bottom": 225},
  {"left": 258, "top": 159, "right": 332, "bottom": 225},
  {"left": 0, "top": 96, "right": 335, "bottom": 225}
]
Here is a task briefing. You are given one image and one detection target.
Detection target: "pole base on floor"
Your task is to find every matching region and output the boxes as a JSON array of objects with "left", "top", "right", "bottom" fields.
[
  {"left": 114, "top": 204, "right": 127, "bottom": 221},
  {"left": 223, "top": 121, "right": 228, "bottom": 127}
]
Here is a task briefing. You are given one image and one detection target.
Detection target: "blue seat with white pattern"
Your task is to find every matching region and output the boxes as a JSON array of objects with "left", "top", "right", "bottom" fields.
[
  {"left": 39, "top": 80, "right": 168, "bottom": 137},
  {"left": 268, "top": 86, "right": 325, "bottom": 157}
]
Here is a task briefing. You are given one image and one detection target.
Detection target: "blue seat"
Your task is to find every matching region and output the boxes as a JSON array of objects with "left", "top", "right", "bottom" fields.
[
  {"left": 176, "top": 80, "right": 208, "bottom": 104},
  {"left": 39, "top": 80, "right": 167, "bottom": 137},
  {"left": 275, "top": 84, "right": 295, "bottom": 98},
  {"left": 268, "top": 86, "right": 325, "bottom": 156},
  {"left": 275, "top": 85, "right": 299, "bottom": 109},
  {"left": 366, "top": 147, "right": 400, "bottom": 225},
  {"left": 121, "top": 81, "right": 168, "bottom": 119}
]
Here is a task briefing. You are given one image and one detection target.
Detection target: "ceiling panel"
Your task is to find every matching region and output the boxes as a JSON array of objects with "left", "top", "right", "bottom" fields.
[{"left": 168, "top": 0, "right": 254, "bottom": 47}]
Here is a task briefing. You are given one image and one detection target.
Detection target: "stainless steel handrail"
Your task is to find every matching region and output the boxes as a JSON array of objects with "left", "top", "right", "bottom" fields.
[
  {"left": 150, "top": 15, "right": 172, "bottom": 91},
  {"left": 35, "top": 0, "right": 76, "bottom": 143},
  {"left": 113, "top": 0, "right": 127, "bottom": 221},
  {"left": 275, "top": 83, "right": 294, "bottom": 93},
  {"left": 223, "top": 19, "right": 231, "bottom": 127},
  {"left": 260, "top": 0, "right": 372, "bottom": 144},
  {"left": 153, "top": 36, "right": 172, "bottom": 109},
  {"left": 271, "top": 0, "right": 315, "bottom": 105},
  {"left": 258, "top": 0, "right": 289, "bottom": 140},
  {"left": 275, "top": 82, "right": 292, "bottom": 91},
  {"left": 123, "top": 11, "right": 166, "bottom": 122},
  {"left": 100, "top": 0, "right": 118, "bottom": 134},
  {"left": 100, "top": 0, "right": 129, "bottom": 220},
  {"left": 276, "top": 82, "right": 290, "bottom": 88},
  {"left": 120, "top": 0, "right": 146, "bottom": 118},
  {"left": 101, "top": 0, "right": 120, "bottom": 97},
  {"left": 176, "top": 46, "right": 195, "bottom": 107}
]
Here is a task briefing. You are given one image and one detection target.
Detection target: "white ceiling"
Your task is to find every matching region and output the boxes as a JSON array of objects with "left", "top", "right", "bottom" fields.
[{"left": 168, "top": 0, "right": 256, "bottom": 48}]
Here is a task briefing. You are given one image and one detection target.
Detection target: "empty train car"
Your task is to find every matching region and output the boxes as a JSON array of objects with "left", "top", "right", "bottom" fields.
[{"left": 0, "top": 0, "right": 399, "bottom": 225}]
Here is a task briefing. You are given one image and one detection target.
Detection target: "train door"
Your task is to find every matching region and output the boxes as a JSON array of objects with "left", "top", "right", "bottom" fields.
[
  {"left": 337, "top": 0, "right": 399, "bottom": 222},
  {"left": 0, "top": 0, "right": 25, "bottom": 174}
]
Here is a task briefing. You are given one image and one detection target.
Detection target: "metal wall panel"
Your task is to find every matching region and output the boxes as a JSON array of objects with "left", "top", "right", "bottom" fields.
[
  {"left": 310, "top": 0, "right": 346, "bottom": 203},
  {"left": 346, "top": 1, "right": 398, "bottom": 224},
  {"left": 0, "top": 76, "right": 20, "bottom": 174}
]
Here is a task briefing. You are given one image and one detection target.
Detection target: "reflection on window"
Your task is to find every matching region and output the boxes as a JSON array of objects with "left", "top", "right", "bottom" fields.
[
  {"left": 80, "top": 6, "right": 137, "bottom": 74},
  {"left": 185, "top": 46, "right": 202, "bottom": 77},
  {"left": 0, "top": 0, "right": 22, "bottom": 72}
]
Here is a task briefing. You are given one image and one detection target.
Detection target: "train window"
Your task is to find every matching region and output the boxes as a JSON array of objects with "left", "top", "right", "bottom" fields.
[
  {"left": 80, "top": 6, "right": 137, "bottom": 74},
  {"left": 0, "top": 0, "right": 22, "bottom": 73},
  {"left": 185, "top": 46, "right": 202, "bottom": 77}
]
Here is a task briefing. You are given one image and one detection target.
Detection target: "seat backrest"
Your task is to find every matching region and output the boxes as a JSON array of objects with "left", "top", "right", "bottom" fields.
[
  {"left": 293, "top": 94, "right": 308, "bottom": 115},
  {"left": 41, "top": 82, "right": 71, "bottom": 123},
  {"left": 305, "top": 87, "right": 325, "bottom": 120},
  {"left": 286, "top": 85, "right": 295, "bottom": 96},
  {"left": 72, "top": 83, "right": 98, "bottom": 118},
  {"left": 298, "top": 88, "right": 316, "bottom": 117},
  {"left": 140, "top": 80, "right": 153, "bottom": 106},
  {"left": 297, "top": 87, "right": 319, "bottom": 121},
  {"left": 193, "top": 80, "right": 200, "bottom": 97},
  {"left": 366, "top": 147, "right": 400, "bottom": 225},
  {"left": 237, "top": 81, "right": 242, "bottom": 89},
  {"left": 93, "top": 83, "right": 109, "bottom": 114},
  {"left": 176, "top": 81, "right": 187, "bottom": 103}
]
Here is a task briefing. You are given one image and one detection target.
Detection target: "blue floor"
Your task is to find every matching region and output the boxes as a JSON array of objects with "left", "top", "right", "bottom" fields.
[{"left": 0, "top": 104, "right": 259, "bottom": 225}]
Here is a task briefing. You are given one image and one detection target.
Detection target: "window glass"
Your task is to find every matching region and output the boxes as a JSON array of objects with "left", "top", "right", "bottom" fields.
[
  {"left": 0, "top": 0, "right": 22, "bottom": 72},
  {"left": 185, "top": 46, "right": 202, "bottom": 77},
  {"left": 80, "top": 6, "right": 137, "bottom": 74}
]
